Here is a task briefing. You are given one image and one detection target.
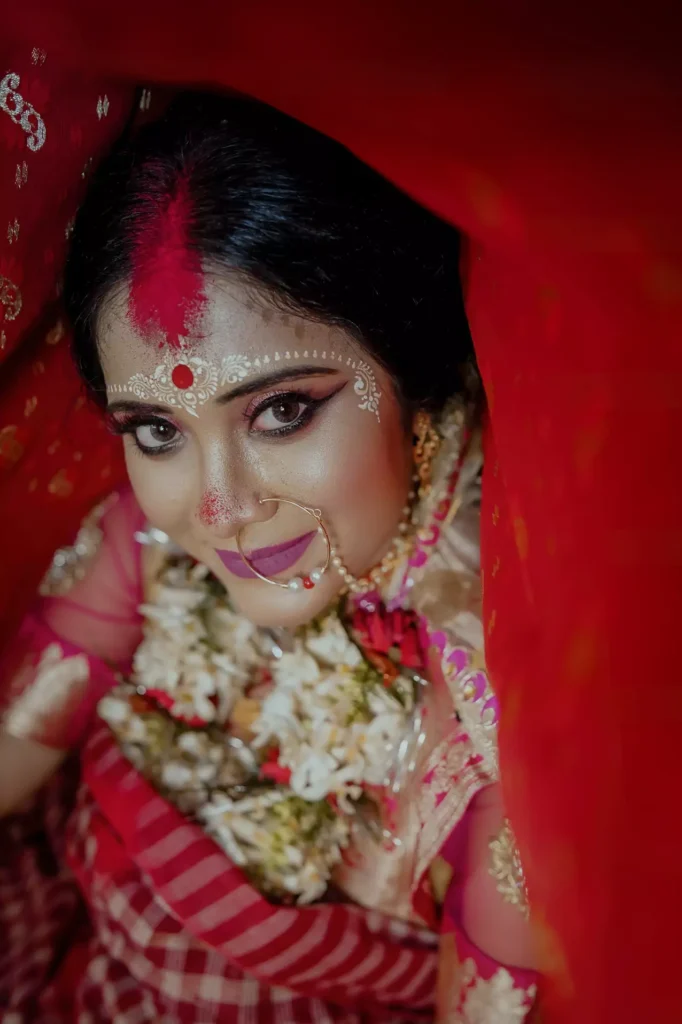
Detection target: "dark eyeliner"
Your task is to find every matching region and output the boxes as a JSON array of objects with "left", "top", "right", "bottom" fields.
[
  {"left": 107, "top": 413, "right": 180, "bottom": 456},
  {"left": 246, "top": 385, "right": 343, "bottom": 438}
]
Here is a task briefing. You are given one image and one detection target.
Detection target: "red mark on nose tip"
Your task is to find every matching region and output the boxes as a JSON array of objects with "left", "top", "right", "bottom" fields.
[{"left": 198, "top": 488, "right": 230, "bottom": 527}]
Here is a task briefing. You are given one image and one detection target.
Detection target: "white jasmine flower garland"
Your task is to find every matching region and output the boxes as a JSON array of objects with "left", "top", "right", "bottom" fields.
[{"left": 99, "top": 554, "right": 419, "bottom": 904}]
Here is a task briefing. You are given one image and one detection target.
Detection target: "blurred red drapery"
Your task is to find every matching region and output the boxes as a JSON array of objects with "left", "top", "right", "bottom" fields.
[{"left": 2, "top": 5, "right": 682, "bottom": 1021}]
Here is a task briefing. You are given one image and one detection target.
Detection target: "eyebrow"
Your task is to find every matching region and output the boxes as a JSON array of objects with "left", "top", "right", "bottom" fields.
[
  {"left": 216, "top": 365, "right": 340, "bottom": 404},
  {"left": 107, "top": 365, "right": 341, "bottom": 416}
]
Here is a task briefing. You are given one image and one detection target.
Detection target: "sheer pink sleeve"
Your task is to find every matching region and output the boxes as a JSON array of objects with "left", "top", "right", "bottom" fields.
[
  {"left": 0, "top": 489, "right": 145, "bottom": 749},
  {"left": 437, "top": 784, "right": 538, "bottom": 1021}
]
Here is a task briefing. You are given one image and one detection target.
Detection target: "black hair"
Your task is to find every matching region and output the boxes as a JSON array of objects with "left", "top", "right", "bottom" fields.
[{"left": 65, "top": 91, "right": 475, "bottom": 413}]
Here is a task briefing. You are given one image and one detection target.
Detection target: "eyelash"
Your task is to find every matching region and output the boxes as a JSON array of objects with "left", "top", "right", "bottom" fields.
[
  {"left": 109, "top": 387, "right": 339, "bottom": 457},
  {"left": 108, "top": 414, "right": 182, "bottom": 457},
  {"left": 244, "top": 389, "right": 332, "bottom": 437}
]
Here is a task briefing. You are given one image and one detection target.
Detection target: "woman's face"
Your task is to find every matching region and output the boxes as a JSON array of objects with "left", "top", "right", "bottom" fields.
[{"left": 100, "top": 278, "right": 414, "bottom": 628}]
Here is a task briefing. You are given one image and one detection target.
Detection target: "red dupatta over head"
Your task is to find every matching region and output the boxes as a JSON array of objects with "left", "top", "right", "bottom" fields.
[{"left": 2, "top": 5, "right": 682, "bottom": 1021}]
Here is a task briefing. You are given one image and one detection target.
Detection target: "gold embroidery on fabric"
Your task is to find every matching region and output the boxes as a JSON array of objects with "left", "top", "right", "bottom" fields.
[
  {"left": 24, "top": 396, "right": 37, "bottom": 418},
  {"left": 40, "top": 494, "right": 118, "bottom": 596},
  {"left": 31, "top": 48, "right": 47, "bottom": 66},
  {"left": 414, "top": 729, "right": 489, "bottom": 885},
  {"left": 96, "top": 95, "right": 110, "bottom": 120},
  {"left": 0, "top": 274, "right": 22, "bottom": 322},
  {"left": 0, "top": 330, "right": 6, "bottom": 351},
  {"left": 458, "top": 959, "right": 536, "bottom": 1022},
  {"left": 489, "top": 819, "right": 530, "bottom": 919},
  {"left": 7, "top": 218, "right": 19, "bottom": 244},
  {"left": 46, "top": 320, "right": 65, "bottom": 345},
  {"left": 47, "top": 469, "right": 73, "bottom": 497},
  {"left": 439, "top": 645, "right": 499, "bottom": 780},
  {"left": 3, "top": 644, "right": 89, "bottom": 746},
  {"left": 0, "top": 72, "right": 47, "bottom": 151},
  {"left": 0, "top": 425, "right": 24, "bottom": 465}
]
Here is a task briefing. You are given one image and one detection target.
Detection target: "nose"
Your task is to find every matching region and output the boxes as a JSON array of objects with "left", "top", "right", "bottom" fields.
[
  {"left": 196, "top": 485, "right": 274, "bottom": 539},
  {"left": 195, "top": 438, "right": 274, "bottom": 538}
]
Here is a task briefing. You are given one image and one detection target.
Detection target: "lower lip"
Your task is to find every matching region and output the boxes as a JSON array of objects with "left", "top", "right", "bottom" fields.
[{"left": 217, "top": 531, "right": 318, "bottom": 580}]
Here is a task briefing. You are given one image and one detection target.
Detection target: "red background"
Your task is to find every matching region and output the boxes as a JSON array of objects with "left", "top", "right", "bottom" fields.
[{"left": 2, "top": 5, "right": 682, "bottom": 1020}]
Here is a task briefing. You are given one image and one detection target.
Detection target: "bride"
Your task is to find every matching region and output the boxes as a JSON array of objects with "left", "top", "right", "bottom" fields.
[{"left": 0, "top": 92, "right": 537, "bottom": 1021}]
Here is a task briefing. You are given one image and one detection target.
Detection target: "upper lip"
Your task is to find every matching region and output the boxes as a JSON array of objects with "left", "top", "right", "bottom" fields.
[{"left": 216, "top": 530, "right": 318, "bottom": 580}]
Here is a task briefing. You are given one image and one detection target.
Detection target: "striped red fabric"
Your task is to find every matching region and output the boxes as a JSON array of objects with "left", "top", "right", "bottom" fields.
[{"left": 50, "top": 722, "right": 439, "bottom": 1019}]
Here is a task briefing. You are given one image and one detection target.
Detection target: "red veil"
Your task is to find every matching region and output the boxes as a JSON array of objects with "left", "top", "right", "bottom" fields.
[{"left": 2, "top": 5, "right": 682, "bottom": 1021}]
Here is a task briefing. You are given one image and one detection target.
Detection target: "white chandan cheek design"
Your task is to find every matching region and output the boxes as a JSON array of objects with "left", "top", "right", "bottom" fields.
[{"left": 107, "top": 349, "right": 382, "bottom": 420}]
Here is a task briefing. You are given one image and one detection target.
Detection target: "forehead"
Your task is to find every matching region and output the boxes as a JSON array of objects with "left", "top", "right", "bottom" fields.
[{"left": 99, "top": 277, "right": 359, "bottom": 383}]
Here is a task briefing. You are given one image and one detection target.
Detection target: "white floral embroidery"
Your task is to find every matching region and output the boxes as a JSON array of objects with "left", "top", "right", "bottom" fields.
[
  {"left": 459, "top": 959, "right": 536, "bottom": 1023},
  {"left": 3, "top": 644, "right": 89, "bottom": 742},
  {"left": 0, "top": 72, "right": 46, "bottom": 151}
]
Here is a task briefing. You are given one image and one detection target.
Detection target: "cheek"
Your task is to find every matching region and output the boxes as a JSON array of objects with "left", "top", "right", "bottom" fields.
[
  {"left": 123, "top": 445, "right": 197, "bottom": 531},
  {"left": 291, "top": 400, "right": 411, "bottom": 553}
]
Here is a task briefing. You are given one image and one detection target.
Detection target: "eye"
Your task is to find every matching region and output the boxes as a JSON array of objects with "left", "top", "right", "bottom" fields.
[
  {"left": 134, "top": 421, "right": 179, "bottom": 452},
  {"left": 251, "top": 396, "right": 309, "bottom": 433}
]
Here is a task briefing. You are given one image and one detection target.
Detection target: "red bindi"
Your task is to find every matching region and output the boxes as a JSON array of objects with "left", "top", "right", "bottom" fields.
[{"left": 171, "top": 363, "right": 194, "bottom": 390}]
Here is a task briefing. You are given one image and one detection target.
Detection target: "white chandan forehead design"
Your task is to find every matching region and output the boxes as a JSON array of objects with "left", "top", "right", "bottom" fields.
[{"left": 106, "top": 349, "right": 382, "bottom": 420}]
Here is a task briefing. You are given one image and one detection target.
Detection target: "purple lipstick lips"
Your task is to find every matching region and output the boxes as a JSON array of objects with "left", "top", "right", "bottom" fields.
[{"left": 217, "top": 531, "right": 317, "bottom": 580}]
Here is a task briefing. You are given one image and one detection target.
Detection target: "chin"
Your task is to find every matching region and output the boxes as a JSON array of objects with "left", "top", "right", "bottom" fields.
[{"left": 219, "top": 572, "right": 345, "bottom": 629}]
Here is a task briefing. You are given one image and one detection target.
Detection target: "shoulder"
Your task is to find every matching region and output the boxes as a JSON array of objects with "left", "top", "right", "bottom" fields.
[{"left": 39, "top": 488, "right": 143, "bottom": 598}]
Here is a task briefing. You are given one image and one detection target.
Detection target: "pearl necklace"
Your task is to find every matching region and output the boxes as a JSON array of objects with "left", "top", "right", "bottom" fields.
[{"left": 329, "top": 473, "right": 419, "bottom": 595}]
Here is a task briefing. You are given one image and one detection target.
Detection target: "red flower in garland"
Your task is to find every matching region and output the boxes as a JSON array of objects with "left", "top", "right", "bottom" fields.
[
  {"left": 351, "top": 604, "right": 425, "bottom": 675},
  {"left": 144, "top": 687, "right": 211, "bottom": 728},
  {"left": 259, "top": 746, "right": 292, "bottom": 785}
]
